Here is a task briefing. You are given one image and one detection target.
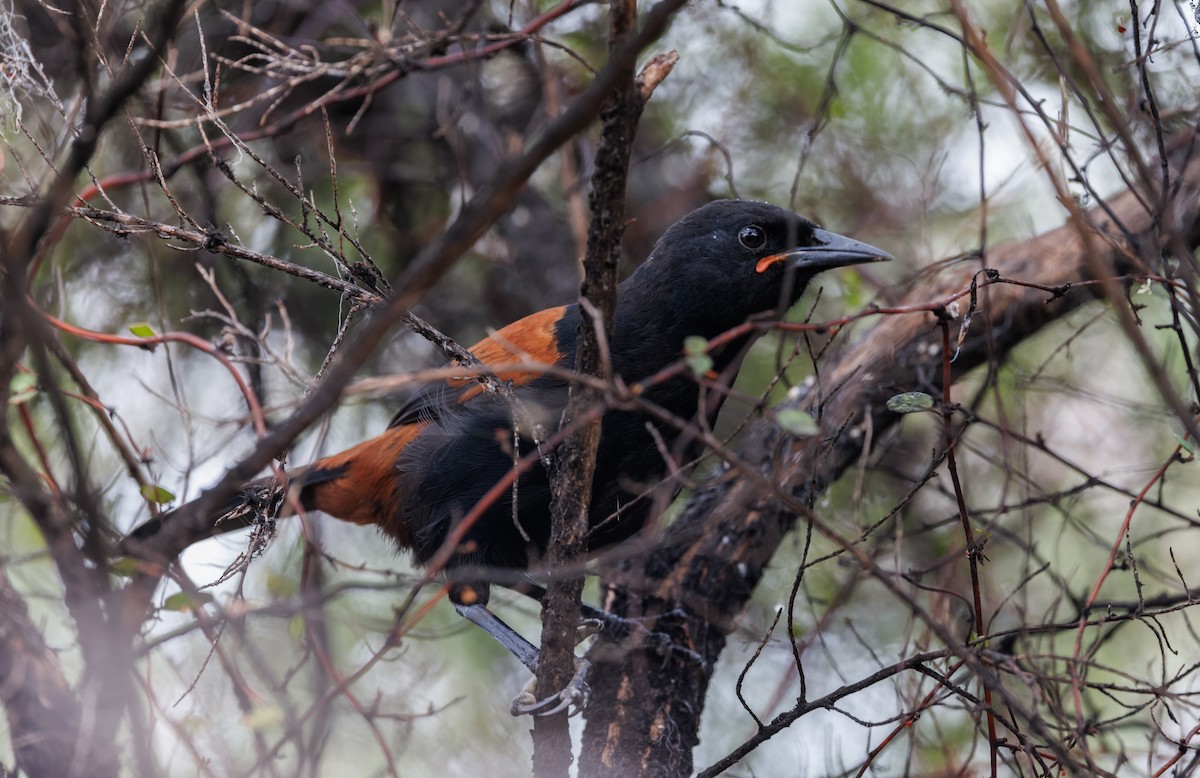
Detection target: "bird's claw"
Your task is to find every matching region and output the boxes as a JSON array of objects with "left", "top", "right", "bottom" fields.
[
  {"left": 510, "top": 658, "right": 592, "bottom": 717},
  {"left": 577, "top": 617, "right": 603, "bottom": 643}
]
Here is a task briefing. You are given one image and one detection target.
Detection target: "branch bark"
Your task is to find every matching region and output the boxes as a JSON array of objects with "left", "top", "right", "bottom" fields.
[
  {"left": 535, "top": 0, "right": 641, "bottom": 772},
  {"left": 536, "top": 5, "right": 681, "bottom": 771}
]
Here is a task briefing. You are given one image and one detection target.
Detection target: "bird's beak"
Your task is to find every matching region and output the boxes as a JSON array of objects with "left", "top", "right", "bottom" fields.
[{"left": 755, "top": 229, "right": 893, "bottom": 274}]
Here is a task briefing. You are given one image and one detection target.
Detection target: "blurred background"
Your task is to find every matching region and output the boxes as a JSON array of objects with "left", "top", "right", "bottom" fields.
[{"left": 2, "top": 0, "right": 1200, "bottom": 775}]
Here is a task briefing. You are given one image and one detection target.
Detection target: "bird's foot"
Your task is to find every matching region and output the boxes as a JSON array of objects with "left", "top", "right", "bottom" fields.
[
  {"left": 589, "top": 608, "right": 705, "bottom": 666},
  {"left": 638, "top": 630, "right": 703, "bottom": 665},
  {"left": 510, "top": 658, "right": 591, "bottom": 717},
  {"left": 577, "top": 617, "right": 604, "bottom": 643}
]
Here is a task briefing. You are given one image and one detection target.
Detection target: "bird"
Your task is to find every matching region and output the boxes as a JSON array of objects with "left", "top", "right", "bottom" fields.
[{"left": 126, "top": 199, "right": 891, "bottom": 714}]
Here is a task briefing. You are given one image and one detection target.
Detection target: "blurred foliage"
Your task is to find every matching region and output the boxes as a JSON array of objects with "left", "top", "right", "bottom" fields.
[{"left": 3, "top": 0, "right": 1200, "bottom": 775}]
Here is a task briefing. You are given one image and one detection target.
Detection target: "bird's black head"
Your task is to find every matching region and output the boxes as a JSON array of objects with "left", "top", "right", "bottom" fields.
[{"left": 623, "top": 200, "right": 891, "bottom": 339}]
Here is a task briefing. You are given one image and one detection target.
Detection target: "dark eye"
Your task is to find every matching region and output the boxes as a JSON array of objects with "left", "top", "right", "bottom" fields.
[{"left": 738, "top": 225, "right": 767, "bottom": 250}]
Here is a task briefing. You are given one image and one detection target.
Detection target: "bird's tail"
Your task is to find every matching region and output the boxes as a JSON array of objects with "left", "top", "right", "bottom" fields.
[
  {"left": 124, "top": 424, "right": 420, "bottom": 558},
  {"left": 123, "top": 471, "right": 302, "bottom": 557}
]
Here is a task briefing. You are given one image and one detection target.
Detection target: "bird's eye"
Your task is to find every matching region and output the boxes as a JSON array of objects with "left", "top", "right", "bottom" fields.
[{"left": 738, "top": 225, "right": 767, "bottom": 250}]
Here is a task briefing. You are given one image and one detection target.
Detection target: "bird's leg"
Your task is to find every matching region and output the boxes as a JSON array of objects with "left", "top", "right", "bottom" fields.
[
  {"left": 453, "top": 602, "right": 540, "bottom": 673},
  {"left": 453, "top": 602, "right": 591, "bottom": 717}
]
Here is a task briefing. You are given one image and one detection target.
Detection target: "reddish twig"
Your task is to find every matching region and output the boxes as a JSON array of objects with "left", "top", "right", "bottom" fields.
[{"left": 41, "top": 310, "right": 267, "bottom": 437}]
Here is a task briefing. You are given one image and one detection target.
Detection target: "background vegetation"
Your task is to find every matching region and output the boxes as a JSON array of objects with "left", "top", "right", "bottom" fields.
[{"left": 2, "top": 0, "right": 1199, "bottom": 775}]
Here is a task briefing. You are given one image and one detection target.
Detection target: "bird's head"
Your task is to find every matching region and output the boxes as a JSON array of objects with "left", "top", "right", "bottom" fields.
[{"left": 629, "top": 200, "right": 891, "bottom": 337}]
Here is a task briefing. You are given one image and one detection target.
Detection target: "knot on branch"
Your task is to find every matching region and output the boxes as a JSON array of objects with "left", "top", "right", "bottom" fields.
[{"left": 202, "top": 229, "right": 227, "bottom": 253}]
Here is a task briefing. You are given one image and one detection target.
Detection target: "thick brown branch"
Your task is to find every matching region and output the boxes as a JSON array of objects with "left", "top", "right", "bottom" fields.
[{"left": 536, "top": 0, "right": 656, "bottom": 769}]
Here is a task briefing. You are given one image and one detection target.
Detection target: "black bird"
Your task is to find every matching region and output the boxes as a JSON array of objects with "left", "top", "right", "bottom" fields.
[{"left": 127, "top": 199, "right": 890, "bottom": 713}]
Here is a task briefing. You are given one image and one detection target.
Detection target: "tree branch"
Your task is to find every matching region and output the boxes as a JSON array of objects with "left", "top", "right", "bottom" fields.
[{"left": 535, "top": 0, "right": 646, "bottom": 770}]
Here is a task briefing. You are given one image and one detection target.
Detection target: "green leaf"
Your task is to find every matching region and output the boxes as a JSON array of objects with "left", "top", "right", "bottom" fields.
[
  {"left": 109, "top": 556, "right": 143, "bottom": 578},
  {"left": 8, "top": 373, "right": 38, "bottom": 405},
  {"left": 139, "top": 483, "right": 176, "bottom": 504},
  {"left": 887, "top": 392, "right": 935, "bottom": 414},
  {"left": 1175, "top": 434, "right": 1195, "bottom": 457},
  {"left": 266, "top": 570, "right": 298, "bottom": 599},
  {"left": 128, "top": 322, "right": 157, "bottom": 338},
  {"left": 163, "top": 591, "right": 214, "bottom": 612},
  {"left": 683, "top": 335, "right": 713, "bottom": 377},
  {"left": 776, "top": 408, "right": 818, "bottom": 436},
  {"left": 288, "top": 615, "right": 305, "bottom": 643}
]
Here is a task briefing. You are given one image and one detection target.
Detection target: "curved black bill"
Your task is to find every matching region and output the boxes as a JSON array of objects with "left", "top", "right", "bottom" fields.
[{"left": 757, "top": 229, "right": 893, "bottom": 274}]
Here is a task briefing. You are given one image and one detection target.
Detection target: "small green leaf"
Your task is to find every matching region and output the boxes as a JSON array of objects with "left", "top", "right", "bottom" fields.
[
  {"left": 109, "top": 556, "right": 143, "bottom": 578},
  {"left": 288, "top": 615, "right": 305, "bottom": 643},
  {"left": 1175, "top": 434, "right": 1195, "bottom": 456},
  {"left": 887, "top": 392, "right": 935, "bottom": 414},
  {"left": 163, "top": 591, "right": 214, "bottom": 612},
  {"left": 139, "top": 483, "right": 176, "bottom": 504},
  {"left": 9, "top": 373, "right": 38, "bottom": 405},
  {"left": 776, "top": 408, "right": 818, "bottom": 436},
  {"left": 129, "top": 322, "right": 157, "bottom": 338},
  {"left": 266, "top": 570, "right": 298, "bottom": 599},
  {"left": 683, "top": 335, "right": 713, "bottom": 376}
]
